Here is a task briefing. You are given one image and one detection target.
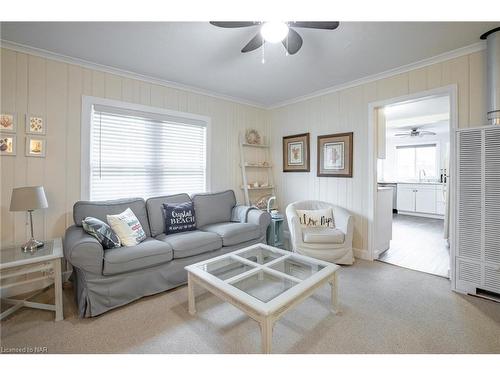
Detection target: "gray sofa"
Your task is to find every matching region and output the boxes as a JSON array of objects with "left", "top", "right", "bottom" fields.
[{"left": 63, "top": 190, "right": 271, "bottom": 317}]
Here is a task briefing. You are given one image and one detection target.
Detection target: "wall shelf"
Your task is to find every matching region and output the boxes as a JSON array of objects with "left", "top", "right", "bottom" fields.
[
  {"left": 241, "top": 143, "right": 269, "bottom": 148},
  {"left": 241, "top": 186, "right": 275, "bottom": 190}
]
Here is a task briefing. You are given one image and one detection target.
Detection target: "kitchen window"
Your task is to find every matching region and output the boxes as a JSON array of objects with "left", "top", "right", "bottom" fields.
[
  {"left": 81, "top": 97, "right": 209, "bottom": 201},
  {"left": 395, "top": 144, "right": 438, "bottom": 181}
]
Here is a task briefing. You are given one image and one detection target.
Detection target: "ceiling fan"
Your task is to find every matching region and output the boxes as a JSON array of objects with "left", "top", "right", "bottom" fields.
[
  {"left": 394, "top": 127, "right": 437, "bottom": 138},
  {"left": 209, "top": 21, "right": 340, "bottom": 55}
]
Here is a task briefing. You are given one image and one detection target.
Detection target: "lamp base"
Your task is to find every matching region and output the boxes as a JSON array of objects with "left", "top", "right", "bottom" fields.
[{"left": 21, "top": 238, "right": 44, "bottom": 252}]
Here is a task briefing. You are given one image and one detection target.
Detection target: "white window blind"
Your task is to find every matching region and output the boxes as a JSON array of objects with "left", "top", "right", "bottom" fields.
[{"left": 89, "top": 105, "right": 207, "bottom": 201}]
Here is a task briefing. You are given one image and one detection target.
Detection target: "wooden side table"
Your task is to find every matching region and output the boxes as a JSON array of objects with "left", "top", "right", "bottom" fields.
[{"left": 0, "top": 238, "right": 64, "bottom": 321}]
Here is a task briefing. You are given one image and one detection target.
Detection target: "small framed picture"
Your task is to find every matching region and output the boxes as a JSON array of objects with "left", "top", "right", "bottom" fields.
[
  {"left": 26, "top": 136, "right": 46, "bottom": 158},
  {"left": 317, "top": 132, "right": 353, "bottom": 177},
  {"left": 0, "top": 133, "right": 17, "bottom": 156},
  {"left": 0, "top": 113, "right": 16, "bottom": 133},
  {"left": 283, "top": 133, "right": 310, "bottom": 172},
  {"left": 26, "top": 114, "right": 46, "bottom": 135}
]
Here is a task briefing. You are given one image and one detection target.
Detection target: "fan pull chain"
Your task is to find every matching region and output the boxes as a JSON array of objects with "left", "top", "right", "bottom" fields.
[{"left": 261, "top": 42, "right": 266, "bottom": 64}]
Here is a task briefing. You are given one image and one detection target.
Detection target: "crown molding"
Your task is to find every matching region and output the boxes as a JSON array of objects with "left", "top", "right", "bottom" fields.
[
  {"left": 0, "top": 39, "right": 267, "bottom": 109},
  {"left": 268, "top": 41, "right": 486, "bottom": 109},
  {"left": 1, "top": 39, "right": 486, "bottom": 110}
]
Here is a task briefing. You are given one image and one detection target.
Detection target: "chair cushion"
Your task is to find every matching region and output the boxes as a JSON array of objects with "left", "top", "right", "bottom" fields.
[
  {"left": 146, "top": 193, "right": 191, "bottom": 237},
  {"left": 302, "top": 227, "right": 345, "bottom": 244},
  {"left": 156, "top": 230, "right": 222, "bottom": 259},
  {"left": 103, "top": 238, "right": 173, "bottom": 275},
  {"left": 200, "top": 222, "right": 261, "bottom": 246},
  {"left": 73, "top": 197, "right": 151, "bottom": 237},
  {"left": 191, "top": 190, "right": 236, "bottom": 227}
]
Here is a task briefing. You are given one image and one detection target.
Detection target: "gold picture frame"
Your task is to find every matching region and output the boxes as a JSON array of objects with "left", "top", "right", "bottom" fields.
[
  {"left": 283, "top": 133, "right": 310, "bottom": 172},
  {"left": 317, "top": 132, "right": 353, "bottom": 177}
]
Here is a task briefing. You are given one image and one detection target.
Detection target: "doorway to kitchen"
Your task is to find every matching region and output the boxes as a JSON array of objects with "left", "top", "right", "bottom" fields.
[{"left": 373, "top": 91, "right": 454, "bottom": 278}]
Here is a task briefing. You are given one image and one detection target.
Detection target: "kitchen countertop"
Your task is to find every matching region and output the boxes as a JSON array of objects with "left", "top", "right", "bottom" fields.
[{"left": 378, "top": 181, "right": 444, "bottom": 185}]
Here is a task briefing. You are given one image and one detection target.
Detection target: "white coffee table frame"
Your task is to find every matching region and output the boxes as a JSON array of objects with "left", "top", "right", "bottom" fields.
[{"left": 185, "top": 243, "right": 340, "bottom": 354}]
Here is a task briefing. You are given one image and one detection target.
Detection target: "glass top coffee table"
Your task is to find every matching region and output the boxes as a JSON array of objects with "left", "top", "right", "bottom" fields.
[{"left": 185, "top": 244, "right": 341, "bottom": 354}]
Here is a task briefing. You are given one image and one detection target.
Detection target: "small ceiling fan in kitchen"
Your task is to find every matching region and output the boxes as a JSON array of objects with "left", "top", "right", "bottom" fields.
[
  {"left": 209, "top": 21, "right": 340, "bottom": 55},
  {"left": 394, "top": 127, "right": 437, "bottom": 138}
]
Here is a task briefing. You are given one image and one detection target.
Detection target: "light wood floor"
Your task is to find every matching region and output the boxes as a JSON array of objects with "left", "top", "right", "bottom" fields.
[{"left": 378, "top": 214, "right": 450, "bottom": 277}]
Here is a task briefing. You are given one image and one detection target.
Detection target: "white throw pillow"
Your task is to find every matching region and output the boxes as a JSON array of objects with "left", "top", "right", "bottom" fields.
[
  {"left": 296, "top": 208, "right": 335, "bottom": 228},
  {"left": 107, "top": 208, "right": 146, "bottom": 247}
]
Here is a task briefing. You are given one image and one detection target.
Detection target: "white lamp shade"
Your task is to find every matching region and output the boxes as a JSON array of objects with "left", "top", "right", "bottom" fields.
[{"left": 10, "top": 186, "right": 48, "bottom": 211}]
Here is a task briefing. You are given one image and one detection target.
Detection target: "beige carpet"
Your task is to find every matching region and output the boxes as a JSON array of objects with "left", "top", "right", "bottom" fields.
[{"left": 1, "top": 260, "right": 499, "bottom": 354}]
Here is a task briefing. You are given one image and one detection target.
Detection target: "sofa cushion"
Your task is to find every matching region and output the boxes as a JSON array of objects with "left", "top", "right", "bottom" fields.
[
  {"left": 302, "top": 227, "right": 345, "bottom": 244},
  {"left": 146, "top": 194, "right": 191, "bottom": 237},
  {"left": 191, "top": 190, "right": 236, "bottom": 227},
  {"left": 156, "top": 230, "right": 222, "bottom": 259},
  {"left": 74, "top": 198, "right": 151, "bottom": 237},
  {"left": 200, "top": 222, "right": 261, "bottom": 246},
  {"left": 103, "top": 238, "right": 173, "bottom": 275}
]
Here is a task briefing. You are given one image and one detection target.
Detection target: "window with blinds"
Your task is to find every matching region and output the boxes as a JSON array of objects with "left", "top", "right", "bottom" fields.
[{"left": 89, "top": 104, "right": 207, "bottom": 201}]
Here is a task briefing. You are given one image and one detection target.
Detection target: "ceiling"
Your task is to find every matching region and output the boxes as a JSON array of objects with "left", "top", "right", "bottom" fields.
[
  {"left": 1, "top": 22, "right": 499, "bottom": 107},
  {"left": 385, "top": 95, "right": 450, "bottom": 136}
]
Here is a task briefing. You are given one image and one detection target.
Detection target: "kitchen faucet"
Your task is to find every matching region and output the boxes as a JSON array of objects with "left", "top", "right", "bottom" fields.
[{"left": 419, "top": 169, "right": 426, "bottom": 182}]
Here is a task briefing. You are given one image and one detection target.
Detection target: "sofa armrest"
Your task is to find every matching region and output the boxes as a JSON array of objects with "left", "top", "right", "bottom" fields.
[
  {"left": 285, "top": 204, "right": 305, "bottom": 250},
  {"left": 246, "top": 209, "right": 271, "bottom": 237},
  {"left": 63, "top": 225, "right": 104, "bottom": 275},
  {"left": 334, "top": 208, "right": 354, "bottom": 248}
]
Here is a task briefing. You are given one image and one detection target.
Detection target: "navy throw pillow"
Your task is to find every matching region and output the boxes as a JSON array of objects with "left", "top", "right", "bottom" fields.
[
  {"left": 82, "top": 217, "right": 121, "bottom": 249},
  {"left": 163, "top": 201, "right": 197, "bottom": 235}
]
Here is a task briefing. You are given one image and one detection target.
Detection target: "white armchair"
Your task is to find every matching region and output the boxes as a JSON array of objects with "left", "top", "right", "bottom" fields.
[{"left": 286, "top": 200, "right": 354, "bottom": 265}]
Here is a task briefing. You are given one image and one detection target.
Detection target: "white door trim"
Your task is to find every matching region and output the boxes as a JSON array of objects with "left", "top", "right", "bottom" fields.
[{"left": 366, "top": 85, "right": 458, "bottom": 269}]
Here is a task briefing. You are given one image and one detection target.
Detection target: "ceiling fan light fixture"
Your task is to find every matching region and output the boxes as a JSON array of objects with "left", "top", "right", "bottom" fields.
[{"left": 260, "top": 22, "right": 289, "bottom": 43}]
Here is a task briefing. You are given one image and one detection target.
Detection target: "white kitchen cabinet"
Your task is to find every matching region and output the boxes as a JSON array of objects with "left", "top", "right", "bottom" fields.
[
  {"left": 397, "top": 183, "right": 443, "bottom": 217},
  {"left": 397, "top": 186, "right": 415, "bottom": 211},
  {"left": 415, "top": 187, "right": 437, "bottom": 213}
]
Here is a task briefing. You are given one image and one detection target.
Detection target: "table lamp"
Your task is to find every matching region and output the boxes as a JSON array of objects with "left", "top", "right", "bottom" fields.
[{"left": 10, "top": 186, "right": 48, "bottom": 252}]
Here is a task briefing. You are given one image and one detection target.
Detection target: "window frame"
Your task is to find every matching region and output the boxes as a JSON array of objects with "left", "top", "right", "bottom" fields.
[
  {"left": 394, "top": 141, "right": 440, "bottom": 181},
  {"left": 81, "top": 95, "right": 211, "bottom": 200}
]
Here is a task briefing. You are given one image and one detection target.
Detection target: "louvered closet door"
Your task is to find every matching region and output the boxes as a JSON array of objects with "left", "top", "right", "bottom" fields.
[
  {"left": 456, "top": 129, "right": 483, "bottom": 293},
  {"left": 484, "top": 127, "right": 500, "bottom": 292},
  {"left": 457, "top": 130, "right": 482, "bottom": 261}
]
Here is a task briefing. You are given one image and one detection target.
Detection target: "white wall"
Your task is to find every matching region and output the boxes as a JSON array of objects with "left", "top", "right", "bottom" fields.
[
  {"left": 269, "top": 51, "right": 487, "bottom": 255},
  {"left": 0, "top": 47, "right": 488, "bottom": 257},
  {"left": 0, "top": 47, "right": 269, "bottom": 247}
]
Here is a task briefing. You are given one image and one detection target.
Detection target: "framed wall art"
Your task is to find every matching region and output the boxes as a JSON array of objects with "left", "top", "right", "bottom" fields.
[
  {"left": 0, "top": 113, "right": 16, "bottom": 133},
  {"left": 317, "top": 132, "right": 353, "bottom": 177},
  {"left": 26, "top": 136, "right": 46, "bottom": 158},
  {"left": 26, "top": 114, "right": 46, "bottom": 135},
  {"left": 283, "top": 133, "right": 310, "bottom": 172},
  {"left": 0, "top": 133, "right": 17, "bottom": 156}
]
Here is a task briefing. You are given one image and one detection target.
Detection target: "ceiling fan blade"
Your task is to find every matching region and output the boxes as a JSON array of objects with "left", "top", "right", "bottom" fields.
[
  {"left": 282, "top": 28, "right": 303, "bottom": 55},
  {"left": 241, "top": 34, "right": 265, "bottom": 53},
  {"left": 290, "top": 21, "right": 340, "bottom": 30},
  {"left": 420, "top": 131, "right": 437, "bottom": 136},
  {"left": 209, "top": 21, "right": 259, "bottom": 28},
  {"left": 395, "top": 133, "right": 409, "bottom": 137}
]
